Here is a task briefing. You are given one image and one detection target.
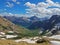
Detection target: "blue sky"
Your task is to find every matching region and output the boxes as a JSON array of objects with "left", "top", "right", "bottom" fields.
[
  {"left": 0, "top": 0, "right": 45, "bottom": 14},
  {"left": 0, "top": 0, "right": 60, "bottom": 17}
]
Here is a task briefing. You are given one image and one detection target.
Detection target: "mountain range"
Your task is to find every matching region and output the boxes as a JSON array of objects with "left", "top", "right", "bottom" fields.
[
  {"left": 3, "top": 15, "right": 60, "bottom": 35},
  {"left": 28, "top": 15, "right": 60, "bottom": 30},
  {"left": 3, "top": 16, "right": 49, "bottom": 27}
]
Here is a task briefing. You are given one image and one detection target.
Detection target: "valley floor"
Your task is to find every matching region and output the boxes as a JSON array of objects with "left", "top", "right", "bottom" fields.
[
  {"left": 0, "top": 39, "right": 51, "bottom": 45},
  {"left": 0, "top": 35, "right": 60, "bottom": 45}
]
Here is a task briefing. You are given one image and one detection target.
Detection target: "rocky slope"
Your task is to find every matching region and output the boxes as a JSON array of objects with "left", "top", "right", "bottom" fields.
[{"left": 0, "top": 16, "right": 30, "bottom": 34}]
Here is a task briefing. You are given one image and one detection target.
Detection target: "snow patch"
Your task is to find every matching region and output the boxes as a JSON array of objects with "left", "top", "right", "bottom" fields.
[
  {"left": 15, "top": 39, "right": 37, "bottom": 43},
  {"left": 50, "top": 41, "right": 60, "bottom": 45},
  {"left": 49, "top": 35, "right": 60, "bottom": 39}
]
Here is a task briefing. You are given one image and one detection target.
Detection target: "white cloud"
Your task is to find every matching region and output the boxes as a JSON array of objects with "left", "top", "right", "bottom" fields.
[
  {"left": 0, "top": 12, "right": 13, "bottom": 16},
  {"left": 12, "top": 0, "right": 20, "bottom": 5},
  {"left": 6, "top": 2, "right": 14, "bottom": 8},
  {"left": 0, "top": 12, "right": 31, "bottom": 17},
  {"left": 16, "top": 2, "right": 20, "bottom": 4},
  {"left": 12, "top": 0, "right": 16, "bottom": 2},
  {"left": 46, "top": 0, "right": 53, "bottom": 4},
  {"left": 6, "top": 0, "right": 20, "bottom": 8},
  {"left": 25, "top": 2, "right": 36, "bottom": 8},
  {"left": 25, "top": 0, "right": 60, "bottom": 17},
  {"left": 46, "top": 0, "right": 60, "bottom": 7}
]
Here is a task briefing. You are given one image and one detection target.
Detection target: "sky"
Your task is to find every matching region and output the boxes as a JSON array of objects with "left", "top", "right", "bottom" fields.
[{"left": 0, "top": 0, "right": 60, "bottom": 17}]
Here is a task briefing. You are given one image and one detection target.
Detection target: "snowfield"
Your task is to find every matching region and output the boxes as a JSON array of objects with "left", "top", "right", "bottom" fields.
[
  {"left": 49, "top": 35, "right": 60, "bottom": 39},
  {"left": 49, "top": 35, "right": 60, "bottom": 45},
  {"left": 15, "top": 39, "right": 37, "bottom": 43},
  {"left": 50, "top": 41, "right": 60, "bottom": 45},
  {"left": 14, "top": 35, "right": 60, "bottom": 44},
  {"left": 6, "top": 35, "right": 17, "bottom": 38}
]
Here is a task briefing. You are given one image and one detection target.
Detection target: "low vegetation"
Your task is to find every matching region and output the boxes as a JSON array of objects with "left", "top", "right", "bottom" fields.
[{"left": 0, "top": 39, "right": 51, "bottom": 45}]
